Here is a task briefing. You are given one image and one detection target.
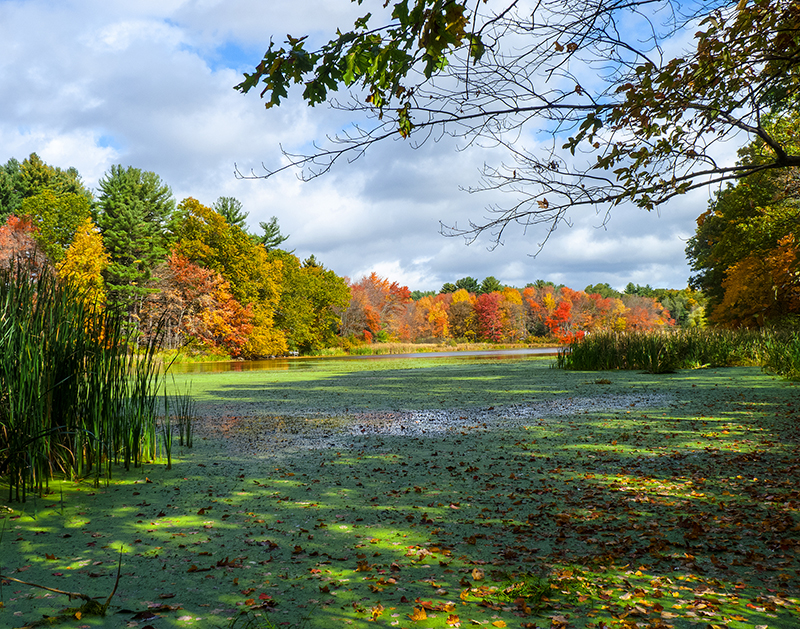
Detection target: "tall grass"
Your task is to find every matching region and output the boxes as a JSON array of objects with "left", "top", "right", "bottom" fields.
[
  {"left": 0, "top": 265, "right": 164, "bottom": 502},
  {"left": 170, "top": 379, "right": 196, "bottom": 449},
  {"left": 761, "top": 329, "right": 800, "bottom": 380},
  {"left": 556, "top": 328, "right": 792, "bottom": 375}
]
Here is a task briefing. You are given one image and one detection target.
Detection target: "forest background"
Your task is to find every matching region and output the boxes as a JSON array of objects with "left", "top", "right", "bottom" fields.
[{"left": 0, "top": 140, "right": 795, "bottom": 361}]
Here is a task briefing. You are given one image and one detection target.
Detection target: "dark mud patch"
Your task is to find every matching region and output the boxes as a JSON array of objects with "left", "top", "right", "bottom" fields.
[{"left": 195, "top": 392, "right": 673, "bottom": 460}]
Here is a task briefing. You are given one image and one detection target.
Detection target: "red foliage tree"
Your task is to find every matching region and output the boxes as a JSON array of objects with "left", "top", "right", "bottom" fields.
[
  {"left": 0, "top": 215, "right": 49, "bottom": 273},
  {"left": 474, "top": 292, "right": 505, "bottom": 342}
]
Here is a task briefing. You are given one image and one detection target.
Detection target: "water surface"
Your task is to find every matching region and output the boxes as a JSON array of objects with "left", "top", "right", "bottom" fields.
[{"left": 169, "top": 346, "right": 559, "bottom": 373}]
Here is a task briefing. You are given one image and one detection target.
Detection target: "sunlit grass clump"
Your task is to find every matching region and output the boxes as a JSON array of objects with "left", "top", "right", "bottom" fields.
[
  {"left": 0, "top": 265, "right": 163, "bottom": 502},
  {"left": 557, "top": 328, "right": 798, "bottom": 377}
]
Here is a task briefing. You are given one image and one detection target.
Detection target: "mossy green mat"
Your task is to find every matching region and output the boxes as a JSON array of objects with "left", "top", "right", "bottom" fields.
[{"left": 2, "top": 357, "right": 798, "bottom": 628}]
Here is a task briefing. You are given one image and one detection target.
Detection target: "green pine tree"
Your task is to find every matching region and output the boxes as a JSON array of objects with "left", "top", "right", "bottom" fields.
[{"left": 94, "top": 165, "right": 175, "bottom": 316}]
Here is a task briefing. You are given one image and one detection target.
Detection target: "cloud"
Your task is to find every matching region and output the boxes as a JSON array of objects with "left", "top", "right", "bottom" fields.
[{"left": 0, "top": 0, "right": 721, "bottom": 294}]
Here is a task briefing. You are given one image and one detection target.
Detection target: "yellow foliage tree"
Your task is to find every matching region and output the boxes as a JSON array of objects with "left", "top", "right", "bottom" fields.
[{"left": 56, "top": 218, "right": 109, "bottom": 307}]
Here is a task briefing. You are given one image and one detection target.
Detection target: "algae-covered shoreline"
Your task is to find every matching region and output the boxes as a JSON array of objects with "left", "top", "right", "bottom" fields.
[{"left": 2, "top": 357, "right": 798, "bottom": 628}]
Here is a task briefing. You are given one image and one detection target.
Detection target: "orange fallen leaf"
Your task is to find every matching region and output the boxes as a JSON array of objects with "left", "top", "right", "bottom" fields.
[
  {"left": 492, "top": 622, "right": 507, "bottom": 628},
  {"left": 408, "top": 607, "right": 428, "bottom": 621},
  {"left": 446, "top": 614, "right": 460, "bottom": 626}
]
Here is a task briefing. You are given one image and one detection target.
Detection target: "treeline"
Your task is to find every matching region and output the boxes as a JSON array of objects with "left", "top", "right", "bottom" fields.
[
  {"left": 0, "top": 154, "right": 350, "bottom": 358},
  {"left": 0, "top": 153, "right": 709, "bottom": 357},
  {"left": 339, "top": 273, "right": 703, "bottom": 345}
]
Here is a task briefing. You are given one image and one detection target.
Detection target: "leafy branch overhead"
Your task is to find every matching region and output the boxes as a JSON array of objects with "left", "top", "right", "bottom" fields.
[{"left": 236, "top": 0, "right": 800, "bottom": 245}]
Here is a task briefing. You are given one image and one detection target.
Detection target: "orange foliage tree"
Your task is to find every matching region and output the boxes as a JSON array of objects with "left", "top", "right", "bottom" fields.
[
  {"left": 712, "top": 234, "right": 800, "bottom": 326},
  {"left": 447, "top": 289, "right": 477, "bottom": 341},
  {"left": 341, "top": 273, "right": 412, "bottom": 340},
  {"left": 141, "top": 252, "right": 254, "bottom": 356},
  {"left": 173, "top": 197, "right": 285, "bottom": 357}
]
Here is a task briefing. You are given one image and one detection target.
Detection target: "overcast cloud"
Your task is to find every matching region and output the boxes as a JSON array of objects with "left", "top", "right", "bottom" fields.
[{"left": 0, "top": 0, "right": 728, "bottom": 292}]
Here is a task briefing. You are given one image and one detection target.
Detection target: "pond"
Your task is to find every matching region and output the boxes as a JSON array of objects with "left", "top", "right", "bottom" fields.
[{"left": 168, "top": 346, "right": 559, "bottom": 373}]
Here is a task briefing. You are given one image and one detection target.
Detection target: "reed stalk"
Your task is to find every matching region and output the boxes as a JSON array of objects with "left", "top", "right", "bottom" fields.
[
  {"left": 0, "top": 264, "right": 164, "bottom": 501},
  {"left": 558, "top": 327, "right": 795, "bottom": 377}
]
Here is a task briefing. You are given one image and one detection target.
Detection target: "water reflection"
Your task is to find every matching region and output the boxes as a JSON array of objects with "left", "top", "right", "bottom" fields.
[{"left": 168, "top": 347, "right": 559, "bottom": 374}]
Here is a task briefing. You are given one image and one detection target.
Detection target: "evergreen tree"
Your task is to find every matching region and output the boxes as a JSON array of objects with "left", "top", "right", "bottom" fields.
[
  {"left": 0, "top": 158, "right": 23, "bottom": 221},
  {"left": 213, "top": 196, "right": 249, "bottom": 228},
  {"left": 455, "top": 277, "right": 480, "bottom": 293},
  {"left": 479, "top": 276, "right": 503, "bottom": 294},
  {"left": 18, "top": 153, "right": 91, "bottom": 200},
  {"left": 255, "top": 216, "right": 289, "bottom": 251},
  {"left": 585, "top": 283, "right": 622, "bottom": 299},
  {"left": 94, "top": 165, "right": 175, "bottom": 315}
]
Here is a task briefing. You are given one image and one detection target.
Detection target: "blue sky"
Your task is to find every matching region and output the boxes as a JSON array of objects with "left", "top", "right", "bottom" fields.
[{"left": 0, "top": 0, "right": 730, "bottom": 292}]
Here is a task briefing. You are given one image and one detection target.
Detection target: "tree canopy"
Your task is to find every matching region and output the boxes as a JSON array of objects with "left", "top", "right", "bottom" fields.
[
  {"left": 686, "top": 114, "right": 800, "bottom": 326},
  {"left": 236, "top": 0, "right": 800, "bottom": 245}
]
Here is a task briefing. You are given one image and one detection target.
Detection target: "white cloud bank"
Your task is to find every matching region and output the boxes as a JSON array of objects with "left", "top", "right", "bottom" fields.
[{"left": 0, "top": 0, "right": 720, "bottom": 292}]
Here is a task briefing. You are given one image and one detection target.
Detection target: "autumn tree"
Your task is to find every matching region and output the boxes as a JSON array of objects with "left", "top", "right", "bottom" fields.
[
  {"left": 0, "top": 215, "right": 48, "bottom": 273},
  {"left": 687, "top": 113, "right": 800, "bottom": 325},
  {"left": 621, "top": 294, "right": 673, "bottom": 330},
  {"left": 448, "top": 288, "right": 477, "bottom": 341},
  {"left": 141, "top": 252, "right": 254, "bottom": 356},
  {"left": 94, "top": 165, "right": 176, "bottom": 316},
  {"left": 340, "top": 287, "right": 381, "bottom": 341},
  {"left": 343, "top": 272, "right": 412, "bottom": 340},
  {"left": 56, "top": 217, "right": 110, "bottom": 307},
  {"left": 652, "top": 288, "right": 706, "bottom": 328},
  {"left": 0, "top": 154, "right": 95, "bottom": 263},
  {"left": 237, "top": 0, "right": 800, "bottom": 245},
  {"left": 406, "top": 293, "right": 451, "bottom": 341},
  {"left": 474, "top": 292, "right": 505, "bottom": 342},
  {"left": 500, "top": 287, "right": 527, "bottom": 341},
  {"left": 20, "top": 189, "right": 92, "bottom": 262},
  {"left": 711, "top": 235, "right": 800, "bottom": 326},
  {"left": 173, "top": 197, "right": 286, "bottom": 357}
]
